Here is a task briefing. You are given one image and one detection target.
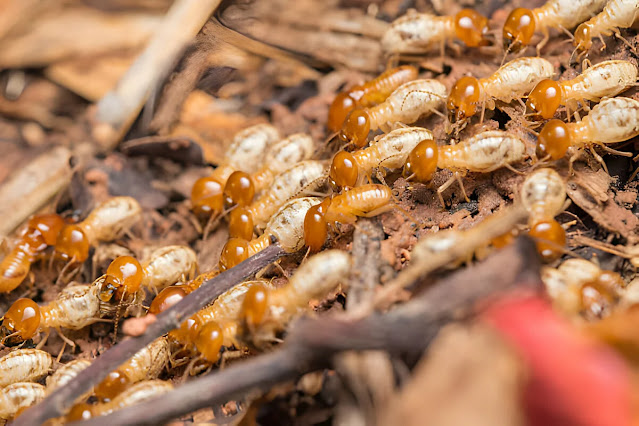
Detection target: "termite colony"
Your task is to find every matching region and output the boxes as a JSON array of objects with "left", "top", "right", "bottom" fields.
[{"left": 1, "top": 0, "right": 639, "bottom": 423}]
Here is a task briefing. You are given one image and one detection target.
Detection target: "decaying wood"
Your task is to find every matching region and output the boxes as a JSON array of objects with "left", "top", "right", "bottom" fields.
[
  {"left": 14, "top": 244, "right": 286, "bottom": 425},
  {"left": 93, "top": 0, "right": 223, "bottom": 150},
  {"left": 0, "top": 146, "right": 71, "bottom": 237},
  {"left": 74, "top": 237, "right": 542, "bottom": 425},
  {"left": 347, "top": 218, "right": 384, "bottom": 314}
]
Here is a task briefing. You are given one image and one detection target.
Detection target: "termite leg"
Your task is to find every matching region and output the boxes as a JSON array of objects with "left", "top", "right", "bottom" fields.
[
  {"left": 612, "top": 29, "right": 637, "bottom": 54},
  {"left": 597, "top": 34, "right": 607, "bottom": 52},
  {"left": 219, "top": 349, "right": 245, "bottom": 369},
  {"left": 536, "top": 29, "right": 550, "bottom": 56},
  {"left": 455, "top": 172, "right": 470, "bottom": 202},
  {"left": 479, "top": 101, "right": 486, "bottom": 124},
  {"left": 601, "top": 145, "right": 633, "bottom": 157},
  {"left": 557, "top": 24, "right": 574, "bottom": 40},
  {"left": 36, "top": 330, "right": 51, "bottom": 350},
  {"left": 504, "top": 163, "right": 525, "bottom": 175},
  {"left": 437, "top": 175, "right": 456, "bottom": 208},
  {"left": 588, "top": 146, "right": 608, "bottom": 174}
]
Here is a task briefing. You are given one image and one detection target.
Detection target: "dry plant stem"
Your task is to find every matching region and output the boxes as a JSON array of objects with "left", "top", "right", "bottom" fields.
[
  {"left": 94, "top": 0, "right": 222, "bottom": 150},
  {"left": 374, "top": 203, "right": 529, "bottom": 308},
  {"left": 14, "top": 244, "right": 286, "bottom": 426},
  {"left": 0, "top": 146, "right": 71, "bottom": 237},
  {"left": 76, "top": 238, "right": 542, "bottom": 426},
  {"left": 347, "top": 218, "right": 384, "bottom": 314}
]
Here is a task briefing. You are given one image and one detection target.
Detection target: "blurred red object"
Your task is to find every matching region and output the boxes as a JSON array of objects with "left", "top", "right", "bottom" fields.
[{"left": 483, "top": 295, "right": 632, "bottom": 426}]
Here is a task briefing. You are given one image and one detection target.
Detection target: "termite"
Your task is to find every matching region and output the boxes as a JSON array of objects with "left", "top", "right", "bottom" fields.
[
  {"left": 303, "top": 185, "right": 398, "bottom": 252},
  {"left": 447, "top": 57, "right": 554, "bottom": 122},
  {"left": 403, "top": 130, "right": 527, "bottom": 207},
  {"left": 170, "top": 280, "right": 275, "bottom": 364},
  {"left": 573, "top": 0, "right": 639, "bottom": 54},
  {"left": 536, "top": 97, "right": 639, "bottom": 168},
  {"left": 46, "top": 359, "right": 92, "bottom": 393},
  {"left": 520, "top": 168, "right": 568, "bottom": 262},
  {"left": 526, "top": 60, "right": 638, "bottom": 119},
  {"left": 0, "top": 213, "right": 64, "bottom": 293},
  {"left": 339, "top": 79, "right": 447, "bottom": 147},
  {"left": 94, "top": 336, "right": 170, "bottom": 401},
  {"left": 225, "top": 134, "right": 315, "bottom": 209},
  {"left": 98, "top": 246, "right": 198, "bottom": 304},
  {"left": 542, "top": 258, "right": 625, "bottom": 319},
  {"left": 191, "top": 124, "right": 280, "bottom": 217},
  {"left": 241, "top": 250, "right": 352, "bottom": 342},
  {"left": 0, "top": 282, "right": 102, "bottom": 346},
  {"left": 54, "top": 196, "right": 142, "bottom": 264},
  {"left": 220, "top": 197, "right": 322, "bottom": 270},
  {"left": 228, "top": 160, "right": 326, "bottom": 238},
  {"left": 381, "top": 9, "right": 490, "bottom": 55},
  {"left": 0, "top": 349, "right": 52, "bottom": 388},
  {"left": 0, "top": 382, "right": 46, "bottom": 420},
  {"left": 327, "top": 65, "right": 418, "bottom": 133},
  {"left": 329, "top": 127, "right": 434, "bottom": 190},
  {"left": 65, "top": 380, "right": 173, "bottom": 421},
  {"left": 502, "top": 0, "right": 607, "bottom": 53}
]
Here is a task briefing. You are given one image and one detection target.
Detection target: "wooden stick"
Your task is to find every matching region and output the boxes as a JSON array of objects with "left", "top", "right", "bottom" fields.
[
  {"left": 76, "top": 237, "right": 542, "bottom": 425},
  {"left": 14, "top": 244, "right": 286, "bottom": 425},
  {"left": 93, "top": 0, "right": 222, "bottom": 151}
]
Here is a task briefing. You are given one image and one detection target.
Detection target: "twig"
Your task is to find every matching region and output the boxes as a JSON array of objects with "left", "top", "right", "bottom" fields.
[
  {"left": 93, "top": 0, "right": 222, "bottom": 151},
  {"left": 347, "top": 218, "right": 384, "bottom": 314},
  {"left": 14, "top": 244, "right": 286, "bottom": 425},
  {"left": 374, "top": 203, "right": 529, "bottom": 308},
  {"left": 0, "top": 146, "right": 71, "bottom": 237},
  {"left": 76, "top": 237, "right": 542, "bottom": 426}
]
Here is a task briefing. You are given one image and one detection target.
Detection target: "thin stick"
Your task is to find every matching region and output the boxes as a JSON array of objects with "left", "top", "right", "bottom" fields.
[
  {"left": 14, "top": 243, "right": 286, "bottom": 426},
  {"left": 374, "top": 203, "right": 529, "bottom": 308},
  {"left": 93, "top": 0, "right": 222, "bottom": 151},
  {"left": 75, "top": 238, "right": 542, "bottom": 426}
]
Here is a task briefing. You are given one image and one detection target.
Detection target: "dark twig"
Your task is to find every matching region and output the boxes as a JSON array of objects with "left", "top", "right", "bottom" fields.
[
  {"left": 15, "top": 244, "right": 286, "bottom": 426},
  {"left": 347, "top": 218, "right": 384, "bottom": 313},
  {"left": 77, "top": 237, "right": 542, "bottom": 426}
]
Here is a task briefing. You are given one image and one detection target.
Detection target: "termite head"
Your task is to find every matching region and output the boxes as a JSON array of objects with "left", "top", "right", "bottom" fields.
[
  {"left": 191, "top": 176, "right": 224, "bottom": 218},
  {"left": 149, "top": 286, "right": 188, "bottom": 314},
  {"left": 328, "top": 92, "right": 357, "bottom": 133},
  {"left": 195, "top": 321, "right": 224, "bottom": 363},
  {"left": 580, "top": 274, "right": 620, "bottom": 317},
  {"left": 502, "top": 8, "right": 536, "bottom": 52},
  {"left": 55, "top": 224, "right": 90, "bottom": 263},
  {"left": 228, "top": 206, "right": 254, "bottom": 240},
  {"left": 0, "top": 298, "right": 41, "bottom": 345},
  {"left": 454, "top": 9, "right": 490, "bottom": 47},
  {"left": 27, "top": 214, "right": 65, "bottom": 246},
  {"left": 573, "top": 23, "right": 593, "bottom": 52},
  {"left": 403, "top": 139, "right": 439, "bottom": 183},
  {"left": 447, "top": 76, "right": 481, "bottom": 121},
  {"left": 66, "top": 402, "right": 95, "bottom": 422},
  {"left": 99, "top": 256, "right": 144, "bottom": 302},
  {"left": 329, "top": 151, "right": 359, "bottom": 190},
  {"left": 536, "top": 119, "right": 571, "bottom": 160},
  {"left": 339, "top": 108, "right": 370, "bottom": 148},
  {"left": 526, "top": 79, "right": 562, "bottom": 119},
  {"left": 224, "top": 171, "right": 255, "bottom": 208},
  {"left": 528, "top": 219, "right": 565, "bottom": 262},
  {"left": 242, "top": 282, "right": 270, "bottom": 328},
  {"left": 219, "top": 237, "right": 250, "bottom": 271},
  {"left": 94, "top": 370, "right": 131, "bottom": 401},
  {"left": 304, "top": 198, "right": 331, "bottom": 253}
]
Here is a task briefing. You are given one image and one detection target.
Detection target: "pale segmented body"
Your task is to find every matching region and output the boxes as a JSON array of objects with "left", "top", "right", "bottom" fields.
[
  {"left": 0, "top": 349, "right": 52, "bottom": 388},
  {"left": 79, "top": 196, "right": 142, "bottom": 245},
  {"left": 411, "top": 230, "right": 463, "bottom": 261},
  {"left": 481, "top": 58, "right": 554, "bottom": 105},
  {"left": 250, "top": 134, "right": 315, "bottom": 194},
  {"left": 114, "top": 336, "right": 170, "bottom": 385},
  {"left": 247, "top": 161, "right": 326, "bottom": 228},
  {"left": 574, "top": 0, "right": 639, "bottom": 51},
  {"left": 533, "top": 0, "right": 607, "bottom": 32},
  {"left": 564, "top": 60, "right": 637, "bottom": 102},
  {"left": 381, "top": 13, "right": 455, "bottom": 54},
  {"left": 40, "top": 283, "right": 103, "bottom": 330},
  {"left": 0, "top": 382, "right": 46, "bottom": 419},
  {"left": 141, "top": 245, "right": 198, "bottom": 292},
  {"left": 46, "top": 359, "right": 92, "bottom": 392},
  {"left": 212, "top": 123, "right": 281, "bottom": 183},
  {"left": 366, "top": 80, "right": 447, "bottom": 131},
  {"left": 439, "top": 131, "right": 527, "bottom": 172},
  {"left": 325, "top": 184, "right": 394, "bottom": 226},
  {"left": 520, "top": 168, "right": 566, "bottom": 221},
  {"left": 355, "top": 127, "right": 433, "bottom": 182},
  {"left": 89, "top": 380, "right": 173, "bottom": 417},
  {"left": 249, "top": 197, "right": 322, "bottom": 254},
  {"left": 267, "top": 250, "right": 352, "bottom": 323},
  {"left": 570, "top": 97, "right": 639, "bottom": 145}
]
